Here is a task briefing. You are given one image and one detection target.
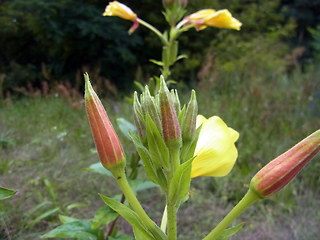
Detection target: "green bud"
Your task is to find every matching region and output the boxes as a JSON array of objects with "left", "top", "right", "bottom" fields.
[
  {"left": 170, "top": 89, "right": 181, "bottom": 116},
  {"left": 141, "top": 86, "right": 162, "bottom": 131},
  {"left": 181, "top": 90, "right": 197, "bottom": 142},
  {"left": 133, "top": 92, "right": 146, "bottom": 142}
]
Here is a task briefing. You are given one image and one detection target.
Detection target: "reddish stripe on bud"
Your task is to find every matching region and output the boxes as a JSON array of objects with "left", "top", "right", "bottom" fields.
[
  {"left": 84, "top": 73, "right": 125, "bottom": 172},
  {"left": 159, "top": 77, "right": 181, "bottom": 144},
  {"left": 250, "top": 130, "right": 320, "bottom": 198}
]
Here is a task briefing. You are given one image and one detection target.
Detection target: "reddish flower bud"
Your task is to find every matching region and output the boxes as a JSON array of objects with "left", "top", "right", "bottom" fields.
[
  {"left": 84, "top": 73, "right": 125, "bottom": 174},
  {"left": 250, "top": 130, "right": 320, "bottom": 198},
  {"left": 159, "top": 76, "right": 181, "bottom": 148}
]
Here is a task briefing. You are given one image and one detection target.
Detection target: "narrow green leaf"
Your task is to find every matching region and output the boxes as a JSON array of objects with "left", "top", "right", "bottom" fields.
[
  {"left": 99, "top": 194, "right": 154, "bottom": 239},
  {"left": 145, "top": 114, "right": 170, "bottom": 171},
  {"left": 117, "top": 118, "right": 137, "bottom": 139},
  {"left": 168, "top": 158, "right": 193, "bottom": 204},
  {"left": 25, "top": 201, "right": 52, "bottom": 218},
  {"left": 162, "top": 46, "right": 169, "bottom": 67},
  {"left": 129, "top": 132, "right": 159, "bottom": 185},
  {"left": 134, "top": 81, "right": 145, "bottom": 93},
  {"left": 149, "top": 59, "right": 164, "bottom": 66},
  {"left": 169, "top": 41, "right": 178, "bottom": 65},
  {"left": 58, "top": 215, "right": 80, "bottom": 224},
  {"left": 84, "top": 162, "right": 113, "bottom": 177},
  {"left": 133, "top": 226, "right": 154, "bottom": 240},
  {"left": 66, "top": 202, "right": 88, "bottom": 211},
  {"left": 176, "top": 54, "right": 188, "bottom": 61},
  {"left": 41, "top": 220, "right": 98, "bottom": 239},
  {"left": 27, "top": 207, "right": 60, "bottom": 229},
  {"left": 0, "top": 186, "right": 17, "bottom": 200},
  {"left": 91, "top": 206, "right": 118, "bottom": 229},
  {"left": 217, "top": 223, "right": 244, "bottom": 240}
]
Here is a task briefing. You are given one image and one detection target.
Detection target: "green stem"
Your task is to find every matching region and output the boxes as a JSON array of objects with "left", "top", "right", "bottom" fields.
[
  {"left": 138, "top": 18, "right": 167, "bottom": 44},
  {"left": 167, "top": 203, "right": 177, "bottom": 240},
  {"left": 203, "top": 189, "right": 260, "bottom": 240},
  {"left": 116, "top": 171, "right": 166, "bottom": 240}
]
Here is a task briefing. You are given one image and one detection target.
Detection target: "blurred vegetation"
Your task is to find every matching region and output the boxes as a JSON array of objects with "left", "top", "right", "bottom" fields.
[
  {"left": 1, "top": 0, "right": 320, "bottom": 239},
  {"left": 0, "top": 0, "right": 320, "bottom": 93}
]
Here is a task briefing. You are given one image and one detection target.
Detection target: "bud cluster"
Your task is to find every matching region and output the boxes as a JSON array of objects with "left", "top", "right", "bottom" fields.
[{"left": 131, "top": 76, "right": 198, "bottom": 194}]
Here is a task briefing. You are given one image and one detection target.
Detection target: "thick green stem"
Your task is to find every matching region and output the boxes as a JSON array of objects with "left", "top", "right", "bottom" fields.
[
  {"left": 116, "top": 171, "right": 166, "bottom": 240},
  {"left": 203, "top": 189, "right": 260, "bottom": 240},
  {"left": 167, "top": 203, "right": 177, "bottom": 240}
]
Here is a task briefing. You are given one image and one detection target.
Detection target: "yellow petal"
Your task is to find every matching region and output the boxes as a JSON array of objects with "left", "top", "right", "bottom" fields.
[
  {"left": 103, "top": 1, "right": 137, "bottom": 21},
  {"left": 186, "top": 8, "right": 241, "bottom": 31},
  {"left": 191, "top": 116, "right": 239, "bottom": 178},
  {"left": 205, "top": 9, "right": 242, "bottom": 30}
]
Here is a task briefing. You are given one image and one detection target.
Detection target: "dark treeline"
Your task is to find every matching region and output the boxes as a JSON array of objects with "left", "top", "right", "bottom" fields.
[{"left": 0, "top": 0, "right": 319, "bottom": 94}]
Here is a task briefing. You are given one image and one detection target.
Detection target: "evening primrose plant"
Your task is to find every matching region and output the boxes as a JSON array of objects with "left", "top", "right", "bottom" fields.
[{"left": 44, "top": 1, "right": 320, "bottom": 240}]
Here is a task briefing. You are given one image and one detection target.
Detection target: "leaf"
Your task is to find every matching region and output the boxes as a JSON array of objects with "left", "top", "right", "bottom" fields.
[
  {"left": 169, "top": 41, "right": 178, "bottom": 65},
  {"left": 168, "top": 158, "right": 193, "bottom": 205},
  {"left": 99, "top": 194, "right": 154, "bottom": 239},
  {"left": 176, "top": 54, "right": 188, "bottom": 61},
  {"left": 134, "top": 81, "right": 145, "bottom": 93},
  {"left": 129, "top": 132, "right": 159, "bottom": 184},
  {"left": 117, "top": 118, "right": 137, "bottom": 139},
  {"left": 41, "top": 220, "right": 99, "bottom": 239},
  {"left": 109, "top": 232, "right": 134, "bottom": 240},
  {"left": 91, "top": 206, "right": 118, "bottom": 229},
  {"left": 0, "top": 186, "right": 17, "bottom": 200},
  {"left": 25, "top": 200, "right": 52, "bottom": 218},
  {"left": 84, "top": 162, "right": 113, "bottom": 177},
  {"left": 149, "top": 59, "right": 164, "bottom": 66},
  {"left": 145, "top": 114, "right": 170, "bottom": 171},
  {"left": 66, "top": 202, "right": 88, "bottom": 211},
  {"left": 27, "top": 207, "right": 60, "bottom": 229},
  {"left": 58, "top": 215, "right": 80, "bottom": 224},
  {"left": 217, "top": 223, "right": 244, "bottom": 240}
]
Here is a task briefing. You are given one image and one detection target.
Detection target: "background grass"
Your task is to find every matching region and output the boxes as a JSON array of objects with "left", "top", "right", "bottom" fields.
[{"left": 0, "top": 67, "right": 319, "bottom": 239}]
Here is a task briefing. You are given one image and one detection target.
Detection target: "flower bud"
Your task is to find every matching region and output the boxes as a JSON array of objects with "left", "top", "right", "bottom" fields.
[
  {"left": 185, "top": 9, "right": 242, "bottom": 31},
  {"left": 181, "top": 90, "right": 197, "bottom": 142},
  {"left": 103, "top": 1, "right": 139, "bottom": 34},
  {"left": 133, "top": 91, "right": 146, "bottom": 142},
  {"left": 159, "top": 76, "right": 182, "bottom": 148},
  {"left": 250, "top": 130, "right": 320, "bottom": 198},
  {"left": 141, "top": 86, "right": 162, "bottom": 131},
  {"left": 170, "top": 89, "right": 181, "bottom": 116},
  {"left": 84, "top": 73, "right": 126, "bottom": 174}
]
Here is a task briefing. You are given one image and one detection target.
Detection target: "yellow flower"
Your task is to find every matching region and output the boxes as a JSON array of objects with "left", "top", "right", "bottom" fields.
[
  {"left": 191, "top": 115, "right": 239, "bottom": 178},
  {"left": 103, "top": 1, "right": 137, "bottom": 21},
  {"left": 186, "top": 9, "right": 242, "bottom": 31}
]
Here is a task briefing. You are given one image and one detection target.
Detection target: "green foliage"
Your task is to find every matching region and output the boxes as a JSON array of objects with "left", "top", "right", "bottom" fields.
[
  {"left": 0, "top": 186, "right": 17, "bottom": 200},
  {"left": 0, "top": 0, "right": 142, "bottom": 90}
]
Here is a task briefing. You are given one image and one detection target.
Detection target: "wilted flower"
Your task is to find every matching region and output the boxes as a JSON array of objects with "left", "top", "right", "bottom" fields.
[
  {"left": 191, "top": 115, "right": 239, "bottom": 178},
  {"left": 84, "top": 73, "right": 126, "bottom": 174},
  {"left": 103, "top": 1, "right": 139, "bottom": 33},
  {"left": 185, "top": 9, "right": 242, "bottom": 31},
  {"left": 250, "top": 129, "right": 320, "bottom": 198}
]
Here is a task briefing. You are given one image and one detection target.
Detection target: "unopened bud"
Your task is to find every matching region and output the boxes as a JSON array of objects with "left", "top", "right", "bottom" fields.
[
  {"left": 250, "top": 130, "right": 320, "bottom": 198},
  {"left": 159, "top": 76, "right": 181, "bottom": 148},
  {"left": 84, "top": 73, "right": 126, "bottom": 174},
  {"left": 141, "top": 86, "right": 162, "bottom": 131},
  {"left": 133, "top": 92, "right": 146, "bottom": 142},
  {"left": 181, "top": 90, "right": 197, "bottom": 141},
  {"left": 170, "top": 89, "right": 181, "bottom": 116}
]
